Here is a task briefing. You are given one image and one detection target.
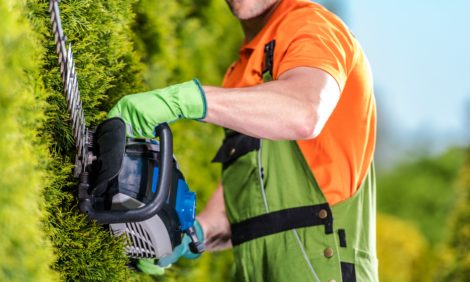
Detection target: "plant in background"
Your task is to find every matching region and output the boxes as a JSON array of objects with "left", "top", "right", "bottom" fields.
[
  {"left": 376, "top": 147, "right": 468, "bottom": 282},
  {"left": 132, "top": 0, "right": 243, "bottom": 281},
  {"left": 441, "top": 147, "right": 470, "bottom": 281},
  {"left": 377, "top": 147, "right": 466, "bottom": 244},
  {"left": 376, "top": 214, "right": 427, "bottom": 282}
]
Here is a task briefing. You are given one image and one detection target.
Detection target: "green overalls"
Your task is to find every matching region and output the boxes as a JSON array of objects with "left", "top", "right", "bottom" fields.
[
  {"left": 213, "top": 42, "right": 378, "bottom": 282},
  {"left": 214, "top": 136, "right": 378, "bottom": 282},
  {"left": 214, "top": 40, "right": 378, "bottom": 282}
]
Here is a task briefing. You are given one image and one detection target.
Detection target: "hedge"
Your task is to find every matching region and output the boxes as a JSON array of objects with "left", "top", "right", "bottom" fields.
[
  {"left": 0, "top": 1, "right": 56, "bottom": 281},
  {"left": 21, "top": 0, "right": 243, "bottom": 280},
  {"left": 25, "top": 0, "right": 145, "bottom": 280}
]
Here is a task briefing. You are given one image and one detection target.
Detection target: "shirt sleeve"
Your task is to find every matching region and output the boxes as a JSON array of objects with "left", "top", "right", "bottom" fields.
[{"left": 276, "top": 10, "right": 355, "bottom": 91}]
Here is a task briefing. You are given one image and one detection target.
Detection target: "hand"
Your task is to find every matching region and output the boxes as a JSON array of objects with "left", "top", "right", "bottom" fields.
[
  {"left": 157, "top": 220, "right": 204, "bottom": 267},
  {"left": 136, "top": 259, "right": 166, "bottom": 275},
  {"left": 107, "top": 79, "right": 206, "bottom": 138}
]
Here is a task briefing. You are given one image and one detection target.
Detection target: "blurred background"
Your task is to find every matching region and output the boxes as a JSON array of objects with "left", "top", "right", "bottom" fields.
[
  {"left": 0, "top": 0, "right": 468, "bottom": 281},
  {"left": 318, "top": 1, "right": 470, "bottom": 281}
]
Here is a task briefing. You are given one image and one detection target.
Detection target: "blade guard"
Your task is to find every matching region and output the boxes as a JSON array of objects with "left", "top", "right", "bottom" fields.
[{"left": 79, "top": 117, "right": 173, "bottom": 224}]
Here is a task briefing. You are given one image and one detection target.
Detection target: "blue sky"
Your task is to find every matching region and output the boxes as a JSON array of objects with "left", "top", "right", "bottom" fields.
[{"left": 320, "top": 0, "right": 470, "bottom": 162}]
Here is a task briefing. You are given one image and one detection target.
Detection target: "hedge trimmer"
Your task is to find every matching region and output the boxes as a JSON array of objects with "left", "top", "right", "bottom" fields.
[{"left": 48, "top": 0, "right": 204, "bottom": 258}]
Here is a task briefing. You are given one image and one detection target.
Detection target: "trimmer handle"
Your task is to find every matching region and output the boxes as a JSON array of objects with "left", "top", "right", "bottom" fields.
[
  {"left": 186, "top": 227, "right": 205, "bottom": 254},
  {"left": 80, "top": 123, "right": 173, "bottom": 224}
]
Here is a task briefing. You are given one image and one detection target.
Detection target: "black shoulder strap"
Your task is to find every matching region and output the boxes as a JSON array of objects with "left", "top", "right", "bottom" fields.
[
  {"left": 212, "top": 131, "right": 260, "bottom": 167},
  {"left": 262, "top": 40, "right": 276, "bottom": 82},
  {"left": 212, "top": 40, "right": 276, "bottom": 165}
]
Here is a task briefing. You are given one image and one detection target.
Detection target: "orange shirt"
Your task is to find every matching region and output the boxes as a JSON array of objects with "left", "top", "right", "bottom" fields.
[{"left": 222, "top": 0, "right": 376, "bottom": 206}]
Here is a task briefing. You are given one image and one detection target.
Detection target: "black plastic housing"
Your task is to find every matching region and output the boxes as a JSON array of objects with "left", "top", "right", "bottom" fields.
[{"left": 78, "top": 118, "right": 173, "bottom": 224}]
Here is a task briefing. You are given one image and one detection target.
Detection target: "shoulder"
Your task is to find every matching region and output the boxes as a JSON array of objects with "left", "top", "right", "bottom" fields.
[
  {"left": 274, "top": 2, "right": 351, "bottom": 42},
  {"left": 274, "top": 1, "right": 358, "bottom": 69}
]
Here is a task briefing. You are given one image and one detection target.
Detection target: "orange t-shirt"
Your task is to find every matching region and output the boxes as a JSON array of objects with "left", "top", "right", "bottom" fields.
[{"left": 222, "top": 0, "right": 376, "bottom": 206}]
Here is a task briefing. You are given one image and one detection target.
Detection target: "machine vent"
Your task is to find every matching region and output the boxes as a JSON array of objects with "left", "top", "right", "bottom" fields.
[{"left": 123, "top": 222, "right": 157, "bottom": 258}]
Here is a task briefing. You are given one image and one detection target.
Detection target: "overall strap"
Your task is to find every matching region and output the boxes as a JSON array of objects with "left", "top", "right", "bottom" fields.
[
  {"left": 262, "top": 40, "right": 276, "bottom": 82},
  {"left": 212, "top": 131, "right": 260, "bottom": 168}
]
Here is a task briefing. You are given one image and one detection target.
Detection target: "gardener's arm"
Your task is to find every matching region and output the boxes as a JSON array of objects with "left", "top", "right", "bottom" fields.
[
  {"left": 202, "top": 66, "right": 340, "bottom": 140},
  {"left": 196, "top": 183, "right": 232, "bottom": 251},
  {"left": 195, "top": 67, "right": 340, "bottom": 250},
  {"left": 108, "top": 66, "right": 340, "bottom": 140}
]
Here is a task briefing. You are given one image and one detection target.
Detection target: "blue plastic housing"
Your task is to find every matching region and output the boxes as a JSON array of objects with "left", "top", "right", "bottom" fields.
[
  {"left": 174, "top": 179, "right": 196, "bottom": 231},
  {"left": 144, "top": 139, "right": 196, "bottom": 231}
]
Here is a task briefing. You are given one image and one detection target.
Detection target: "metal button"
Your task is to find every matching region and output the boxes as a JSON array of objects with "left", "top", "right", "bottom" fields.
[
  {"left": 324, "top": 247, "right": 334, "bottom": 258},
  {"left": 318, "top": 209, "right": 328, "bottom": 219},
  {"left": 229, "top": 148, "right": 236, "bottom": 156}
]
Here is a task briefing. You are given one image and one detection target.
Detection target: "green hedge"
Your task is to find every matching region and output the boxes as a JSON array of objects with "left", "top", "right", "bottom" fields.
[
  {"left": 0, "top": 1, "right": 56, "bottom": 281},
  {"left": 25, "top": 0, "right": 146, "bottom": 280},
  {"left": 5, "top": 0, "right": 242, "bottom": 280},
  {"left": 22, "top": 0, "right": 243, "bottom": 280}
]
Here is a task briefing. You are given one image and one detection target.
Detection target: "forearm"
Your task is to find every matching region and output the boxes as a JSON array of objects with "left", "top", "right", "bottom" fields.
[
  {"left": 196, "top": 184, "right": 232, "bottom": 252},
  {"left": 202, "top": 83, "right": 313, "bottom": 140},
  {"left": 201, "top": 67, "right": 340, "bottom": 140}
]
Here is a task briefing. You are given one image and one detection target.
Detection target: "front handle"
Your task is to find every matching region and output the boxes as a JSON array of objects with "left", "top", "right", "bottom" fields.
[{"left": 80, "top": 123, "right": 173, "bottom": 224}]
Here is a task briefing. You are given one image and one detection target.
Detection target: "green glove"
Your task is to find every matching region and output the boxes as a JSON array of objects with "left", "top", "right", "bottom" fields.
[
  {"left": 107, "top": 79, "right": 206, "bottom": 138},
  {"left": 157, "top": 220, "right": 204, "bottom": 267},
  {"left": 136, "top": 259, "right": 166, "bottom": 275}
]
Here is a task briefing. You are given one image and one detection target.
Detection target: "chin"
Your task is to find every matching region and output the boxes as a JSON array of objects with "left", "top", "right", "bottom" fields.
[
  {"left": 235, "top": 11, "right": 265, "bottom": 20},
  {"left": 227, "top": 0, "right": 278, "bottom": 20}
]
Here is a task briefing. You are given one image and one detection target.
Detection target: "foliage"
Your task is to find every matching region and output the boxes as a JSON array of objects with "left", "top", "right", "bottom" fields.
[
  {"left": 377, "top": 147, "right": 466, "bottom": 243},
  {"left": 0, "top": 1, "right": 57, "bottom": 281},
  {"left": 18, "top": 0, "right": 242, "bottom": 280},
  {"left": 132, "top": 0, "right": 243, "bottom": 87},
  {"left": 377, "top": 213, "right": 428, "bottom": 282},
  {"left": 441, "top": 147, "right": 470, "bottom": 281},
  {"left": 132, "top": 1, "right": 243, "bottom": 281},
  {"left": 376, "top": 146, "right": 470, "bottom": 282},
  {"left": 25, "top": 0, "right": 145, "bottom": 280}
]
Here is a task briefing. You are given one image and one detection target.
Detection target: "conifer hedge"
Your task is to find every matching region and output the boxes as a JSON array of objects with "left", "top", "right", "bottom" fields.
[
  {"left": 0, "top": 1, "right": 56, "bottom": 281},
  {"left": 2, "top": 0, "right": 242, "bottom": 280},
  {"left": 25, "top": 0, "right": 146, "bottom": 280}
]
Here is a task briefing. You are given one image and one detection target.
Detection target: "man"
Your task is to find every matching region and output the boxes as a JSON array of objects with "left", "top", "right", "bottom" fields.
[{"left": 109, "top": 0, "right": 378, "bottom": 281}]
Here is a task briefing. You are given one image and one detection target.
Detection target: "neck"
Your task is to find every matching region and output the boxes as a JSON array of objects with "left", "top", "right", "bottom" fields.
[{"left": 240, "top": 1, "right": 281, "bottom": 42}]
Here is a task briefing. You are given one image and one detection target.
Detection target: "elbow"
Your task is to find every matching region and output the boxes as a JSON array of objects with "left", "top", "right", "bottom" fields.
[{"left": 292, "top": 109, "right": 322, "bottom": 140}]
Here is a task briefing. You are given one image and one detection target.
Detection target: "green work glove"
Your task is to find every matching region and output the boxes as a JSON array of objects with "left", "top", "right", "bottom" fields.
[
  {"left": 107, "top": 79, "right": 207, "bottom": 138},
  {"left": 157, "top": 220, "right": 204, "bottom": 267},
  {"left": 136, "top": 259, "right": 166, "bottom": 275}
]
